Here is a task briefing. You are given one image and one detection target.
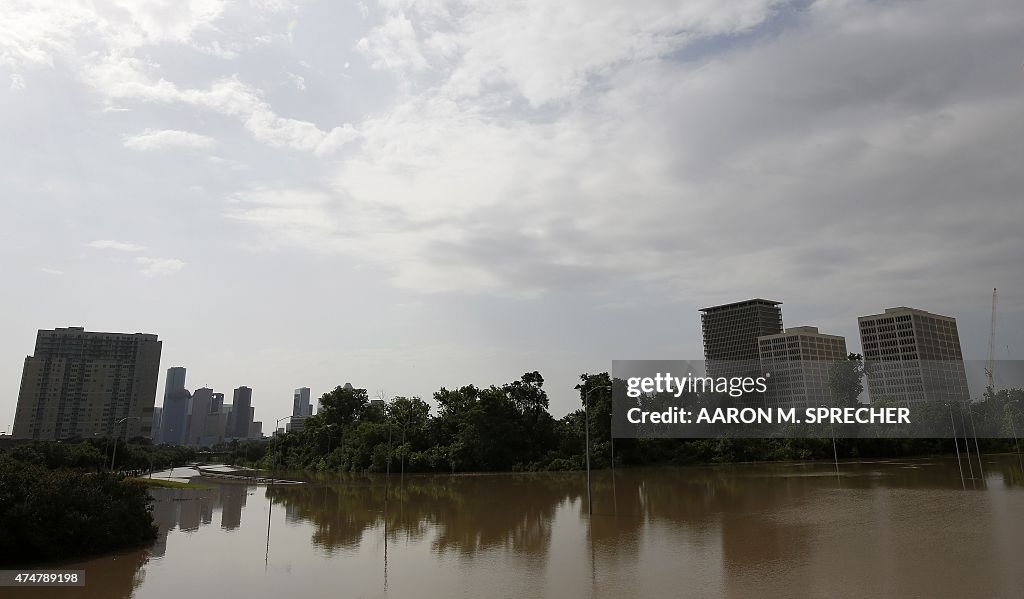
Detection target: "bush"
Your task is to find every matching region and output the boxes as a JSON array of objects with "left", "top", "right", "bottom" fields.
[{"left": 0, "top": 454, "right": 157, "bottom": 563}]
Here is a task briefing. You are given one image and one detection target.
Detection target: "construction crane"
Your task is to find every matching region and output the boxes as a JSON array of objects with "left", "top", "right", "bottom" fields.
[{"left": 987, "top": 288, "right": 997, "bottom": 392}]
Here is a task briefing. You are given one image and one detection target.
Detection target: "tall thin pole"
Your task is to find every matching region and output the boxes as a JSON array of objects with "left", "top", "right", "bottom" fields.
[
  {"left": 584, "top": 387, "right": 593, "bottom": 516},
  {"left": 826, "top": 401, "right": 839, "bottom": 482},
  {"left": 958, "top": 403, "right": 975, "bottom": 482},
  {"left": 949, "top": 405, "right": 965, "bottom": 489},
  {"left": 610, "top": 436, "right": 617, "bottom": 515},
  {"left": 384, "top": 403, "right": 390, "bottom": 593},
  {"left": 267, "top": 415, "right": 288, "bottom": 567},
  {"left": 1009, "top": 406, "right": 1024, "bottom": 479},
  {"left": 967, "top": 401, "right": 985, "bottom": 483},
  {"left": 109, "top": 416, "right": 138, "bottom": 471}
]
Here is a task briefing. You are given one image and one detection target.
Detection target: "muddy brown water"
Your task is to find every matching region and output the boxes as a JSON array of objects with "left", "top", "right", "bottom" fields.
[{"left": 15, "top": 456, "right": 1024, "bottom": 598}]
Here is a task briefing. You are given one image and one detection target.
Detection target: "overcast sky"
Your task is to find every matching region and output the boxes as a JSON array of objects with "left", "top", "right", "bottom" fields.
[{"left": 2, "top": 0, "right": 1023, "bottom": 429}]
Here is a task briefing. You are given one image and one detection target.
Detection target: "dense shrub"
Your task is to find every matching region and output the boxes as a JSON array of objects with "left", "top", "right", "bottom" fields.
[{"left": 0, "top": 454, "right": 157, "bottom": 563}]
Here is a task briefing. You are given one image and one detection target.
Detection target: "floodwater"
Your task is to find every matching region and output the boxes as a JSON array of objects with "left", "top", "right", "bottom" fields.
[{"left": 18, "top": 455, "right": 1024, "bottom": 599}]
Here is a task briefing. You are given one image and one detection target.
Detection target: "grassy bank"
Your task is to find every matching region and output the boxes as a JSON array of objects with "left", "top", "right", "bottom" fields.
[{"left": 126, "top": 476, "right": 208, "bottom": 489}]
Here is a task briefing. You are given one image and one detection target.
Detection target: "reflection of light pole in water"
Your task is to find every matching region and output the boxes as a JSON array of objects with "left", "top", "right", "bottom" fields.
[
  {"left": 266, "top": 415, "right": 290, "bottom": 567},
  {"left": 1007, "top": 404, "right": 1024, "bottom": 479},
  {"left": 822, "top": 402, "right": 839, "bottom": 484},
  {"left": 382, "top": 402, "right": 393, "bottom": 593},
  {"left": 109, "top": 416, "right": 140, "bottom": 471},
  {"left": 957, "top": 402, "right": 975, "bottom": 484},
  {"left": 584, "top": 385, "right": 610, "bottom": 516},
  {"left": 949, "top": 404, "right": 966, "bottom": 489},
  {"left": 966, "top": 399, "right": 985, "bottom": 485}
]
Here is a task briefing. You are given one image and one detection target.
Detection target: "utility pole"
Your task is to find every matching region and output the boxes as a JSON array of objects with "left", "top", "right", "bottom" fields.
[
  {"left": 988, "top": 287, "right": 997, "bottom": 392},
  {"left": 583, "top": 385, "right": 611, "bottom": 516},
  {"left": 109, "top": 416, "right": 140, "bottom": 471}
]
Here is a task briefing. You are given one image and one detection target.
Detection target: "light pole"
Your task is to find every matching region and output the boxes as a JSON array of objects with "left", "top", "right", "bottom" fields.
[
  {"left": 271, "top": 416, "right": 290, "bottom": 472},
  {"left": 583, "top": 385, "right": 611, "bottom": 516},
  {"left": 109, "top": 416, "right": 140, "bottom": 472}
]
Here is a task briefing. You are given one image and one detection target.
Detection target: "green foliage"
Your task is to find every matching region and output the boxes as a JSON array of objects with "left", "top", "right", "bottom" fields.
[
  {"left": 828, "top": 353, "right": 865, "bottom": 409},
  {"left": 252, "top": 372, "right": 1024, "bottom": 474},
  {"left": 0, "top": 453, "right": 157, "bottom": 563}
]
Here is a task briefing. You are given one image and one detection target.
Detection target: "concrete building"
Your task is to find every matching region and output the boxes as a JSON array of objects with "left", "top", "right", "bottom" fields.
[
  {"left": 758, "top": 326, "right": 848, "bottom": 409},
  {"left": 249, "top": 420, "right": 263, "bottom": 439},
  {"left": 858, "top": 307, "right": 970, "bottom": 404},
  {"left": 186, "top": 387, "right": 229, "bottom": 446},
  {"left": 13, "top": 327, "right": 162, "bottom": 440},
  {"left": 700, "top": 299, "right": 783, "bottom": 383},
  {"left": 151, "top": 406, "right": 164, "bottom": 444},
  {"left": 287, "top": 415, "right": 309, "bottom": 433},
  {"left": 160, "top": 366, "right": 191, "bottom": 445},
  {"left": 228, "top": 386, "right": 254, "bottom": 440},
  {"left": 293, "top": 387, "right": 312, "bottom": 417}
]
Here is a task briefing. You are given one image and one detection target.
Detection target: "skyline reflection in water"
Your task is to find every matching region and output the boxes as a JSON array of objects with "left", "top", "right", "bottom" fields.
[{"left": 17, "top": 456, "right": 1024, "bottom": 599}]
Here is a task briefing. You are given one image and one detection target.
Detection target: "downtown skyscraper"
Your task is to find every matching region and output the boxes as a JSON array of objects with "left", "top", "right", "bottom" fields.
[{"left": 160, "top": 366, "right": 191, "bottom": 445}]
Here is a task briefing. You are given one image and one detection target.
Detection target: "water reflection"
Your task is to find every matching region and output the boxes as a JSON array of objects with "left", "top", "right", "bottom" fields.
[
  {"left": 150, "top": 484, "right": 252, "bottom": 558},
  {"left": 269, "top": 473, "right": 577, "bottom": 557},
  {"left": 24, "top": 456, "right": 1024, "bottom": 599}
]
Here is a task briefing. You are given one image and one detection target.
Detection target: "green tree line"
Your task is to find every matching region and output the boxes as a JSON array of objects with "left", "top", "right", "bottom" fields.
[{"left": 252, "top": 371, "right": 1024, "bottom": 473}]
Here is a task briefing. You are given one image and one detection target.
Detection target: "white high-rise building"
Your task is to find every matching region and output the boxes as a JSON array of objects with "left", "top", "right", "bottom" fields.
[{"left": 858, "top": 307, "right": 969, "bottom": 404}]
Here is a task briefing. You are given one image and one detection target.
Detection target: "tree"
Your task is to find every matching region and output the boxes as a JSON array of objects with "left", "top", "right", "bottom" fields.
[
  {"left": 829, "top": 353, "right": 865, "bottom": 409},
  {"left": 319, "top": 385, "right": 369, "bottom": 427}
]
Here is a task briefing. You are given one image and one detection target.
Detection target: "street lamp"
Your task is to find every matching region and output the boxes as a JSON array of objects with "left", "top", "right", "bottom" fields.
[
  {"left": 271, "top": 416, "right": 290, "bottom": 471},
  {"left": 583, "top": 385, "right": 611, "bottom": 516},
  {"left": 109, "top": 416, "right": 140, "bottom": 472}
]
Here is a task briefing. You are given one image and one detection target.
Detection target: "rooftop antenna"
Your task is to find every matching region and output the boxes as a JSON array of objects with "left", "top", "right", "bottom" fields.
[{"left": 987, "top": 288, "right": 997, "bottom": 392}]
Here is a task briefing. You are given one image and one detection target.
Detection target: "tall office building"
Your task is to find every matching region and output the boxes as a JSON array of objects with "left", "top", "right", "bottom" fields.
[
  {"left": 858, "top": 307, "right": 970, "bottom": 403},
  {"left": 187, "top": 387, "right": 228, "bottom": 446},
  {"left": 700, "top": 299, "right": 783, "bottom": 381},
  {"left": 151, "top": 407, "right": 164, "bottom": 444},
  {"left": 13, "top": 327, "right": 162, "bottom": 440},
  {"left": 293, "top": 387, "right": 312, "bottom": 417},
  {"left": 758, "top": 326, "right": 848, "bottom": 408},
  {"left": 229, "top": 386, "right": 254, "bottom": 439},
  {"left": 160, "top": 366, "right": 191, "bottom": 445}
]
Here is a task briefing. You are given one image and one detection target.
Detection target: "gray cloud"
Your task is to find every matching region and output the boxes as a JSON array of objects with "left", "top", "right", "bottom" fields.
[{"left": 1, "top": 0, "right": 1021, "bottom": 425}]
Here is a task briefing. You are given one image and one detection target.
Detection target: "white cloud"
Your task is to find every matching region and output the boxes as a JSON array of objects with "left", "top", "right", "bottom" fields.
[
  {"left": 35, "top": 267, "right": 64, "bottom": 276},
  {"left": 229, "top": 0, "right": 1024, "bottom": 304},
  {"left": 123, "top": 128, "right": 216, "bottom": 151},
  {"left": 135, "top": 257, "right": 186, "bottom": 277},
  {"left": 286, "top": 72, "right": 306, "bottom": 91},
  {"left": 1, "top": 0, "right": 328, "bottom": 153},
  {"left": 88, "top": 239, "right": 147, "bottom": 252},
  {"left": 84, "top": 57, "right": 359, "bottom": 154},
  {"left": 359, "top": 0, "right": 778, "bottom": 105},
  {"left": 9, "top": 73, "right": 25, "bottom": 90},
  {"left": 356, "top": 13, "right": 428, "bottom": 72}
]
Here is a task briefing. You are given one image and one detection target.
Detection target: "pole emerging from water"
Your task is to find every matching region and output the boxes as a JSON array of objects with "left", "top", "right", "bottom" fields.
[
  {"left": 267, "top": 415, "right": 289, "bottom": 567},
  {"left": 967, "top": 401, "right": 985, "bottom": 484},
  {"left": 584, "top": 386, "right": 592, "bottom": 516},
  {"left": 949, "top": 404, "right": 965, "bottom": 489},
  {"left": 1008, "top": 405, "right": 1024, "bottom": 479},
  {"left": 584, "top": 385, "right": 611, "bottom": 516},
  {"left": 957, "top": 402, "right": 975, "bottom": 484}
]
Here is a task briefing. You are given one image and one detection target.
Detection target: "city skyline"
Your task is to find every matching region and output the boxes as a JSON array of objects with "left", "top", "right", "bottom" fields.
[
  {"left": 2, "top": 0, "right": 1023, "bottom": 427},
  {"left": 3, "top": 295, "right": 1008, "bottom": 437}
]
